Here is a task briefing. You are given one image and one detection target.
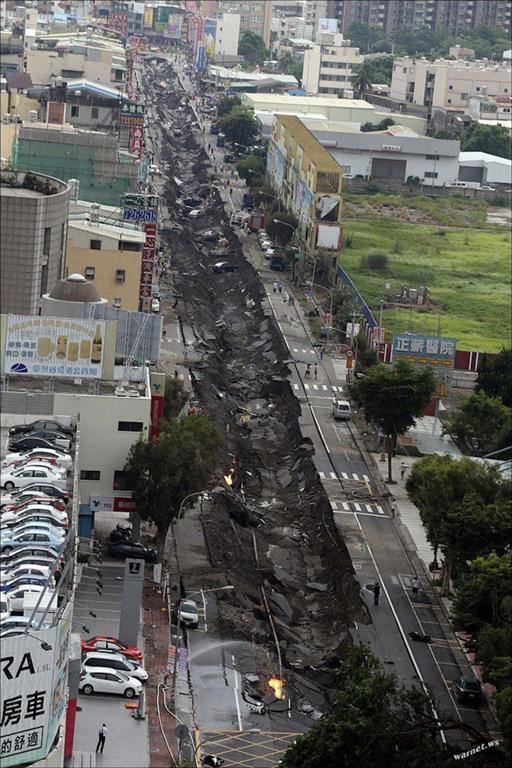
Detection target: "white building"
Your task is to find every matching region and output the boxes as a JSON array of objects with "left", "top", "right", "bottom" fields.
[
  {"left": 214, "top": 12, "right": 240, "bottom": 60},
  {"left": 458, "top": 152, "right": 512, "bottom": 186},
  {"left": 302, "top": 31, "right": 363, "bottom": 97},
  {"left": 306, "top": 121, "right": 460, "bottom": 186},
  {"left": 391, "top": 57, "right": 512, "bottom": 110},
  {"left": 466, "top": 94, "right": 512, "bottom": 131}
]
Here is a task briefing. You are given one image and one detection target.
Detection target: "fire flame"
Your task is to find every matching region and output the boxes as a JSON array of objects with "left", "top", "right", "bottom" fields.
[
  {"left": 268, "top": 677, "right": 285, "bottom": 700},
  {"left": 224, "top": 471, "right": 234, "bottom": 486}
]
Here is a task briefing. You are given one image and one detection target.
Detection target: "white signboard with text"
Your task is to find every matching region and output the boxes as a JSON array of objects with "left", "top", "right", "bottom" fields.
[{"left": 5, "top": 316, "right": 105, "bottom": 379}]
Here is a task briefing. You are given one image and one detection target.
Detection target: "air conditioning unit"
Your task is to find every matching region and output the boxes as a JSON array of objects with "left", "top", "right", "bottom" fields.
[
  {"left": 28, "top": 110, "right": 38, "bottom": 122},
  {"left": 115, "top": 386, "right": 128, "bottom": 397},
  {"left": 90, "top": 203, "right": 100, "bottom": 223},
  {"left": 126, "top": 390, "right": 140, "bottom": 398},
  {"left": 2, "top": 114, "right": 11, "bottom": 124}
]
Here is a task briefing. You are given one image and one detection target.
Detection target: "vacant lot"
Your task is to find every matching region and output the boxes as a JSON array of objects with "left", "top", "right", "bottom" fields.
[
  {"left": 343, "top": 192, "right": 491, "bottom": 228},
  {"left": 341, "top": 217, "right": 511, "bottom": 352}
]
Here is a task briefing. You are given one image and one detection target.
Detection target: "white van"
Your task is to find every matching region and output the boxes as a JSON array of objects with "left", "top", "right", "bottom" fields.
[{"left": 332, "top": 399, "right": 352, "bottom": 421}]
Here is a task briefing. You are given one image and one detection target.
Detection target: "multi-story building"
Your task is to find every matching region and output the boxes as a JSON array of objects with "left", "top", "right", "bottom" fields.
[
  {"left": 0, "top": 170, "right": 70, "bottom": 315},
  {"left": 199, "top": 0, "right": 272, "bottom": 47},
  {"left": 302, "top": 31, "right": 363, "bottom": 97},
  {"left": 391, "top": 57, "right": 512, "bottom": 110},
  {"left": 267, "top": 114, "right": 343, "bottom": 260},
  {"left": 303, "top": 0, "right": 329, "bottom": 35},
  {"left": 328, "top": 0, "right": 511, "bottom": 37},
  {"left": 66, "top": 202, "right": 146, "bottom": 311},
  {"left": 39, "top": 79, "right": 130, "bottom": 133},
  {"left": 214, "top": 12, "right": 241, "bottom": 60}
]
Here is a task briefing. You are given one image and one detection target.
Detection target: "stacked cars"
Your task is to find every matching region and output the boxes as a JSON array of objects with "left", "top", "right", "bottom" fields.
[{"left": 0, "top": 420, "right": 73, "bottom": 634}]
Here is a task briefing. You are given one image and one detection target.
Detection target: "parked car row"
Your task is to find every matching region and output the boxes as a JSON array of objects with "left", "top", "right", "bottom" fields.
[
  {"left": 78, "top": 636, "right": 147, "bottom": 698},
  {"left": 0, "top": 425, "right": 73, "bottom": 635}
]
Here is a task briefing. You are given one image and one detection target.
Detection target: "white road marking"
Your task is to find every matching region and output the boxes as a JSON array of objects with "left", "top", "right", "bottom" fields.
[
  {"left": 293, "top": 383, "right": 299, "bottom": 390},
  {"left": 313, "top": 384, "right": 318, "bottom": 390},
  {"left": 232, "top": 658, "right": 243, "bottom": 732},
  {"left": 343, "top": 501, "right": 350, "bottom": 511},
  {"left": 330, "top": 472, "right": 337, "bottom": 479},
  {"left": 332, "top": 385, "right": 338, "bottom": 392},
  {"left": 319, "top": 471, "right": 325, "bottom": 479},
  {"left": 376, "top": 505, "right": 384, "bottom": 515},
  {"left": 363, "top": 474, "right": 370, "bottom": 482},
  {"left": 304, "top": 383, "right": 310, "bottom": 390},
  {"left": 352, "top": 473, "right": 360, "bottom": 481},
  {"left": 365, "top": 504, "right": 373, "bottom": 513},
  {"left": 322, "top": 385, "right": 328, "bottom": 391},
  {"left": 331, "top": 501, "right": 337, "bottom": 509},
  {"left": 353, "top": 503, "right": 361, "bottom": 511},
  {"left": 341, "top": 472, "right": 349, "bottom": 479}
]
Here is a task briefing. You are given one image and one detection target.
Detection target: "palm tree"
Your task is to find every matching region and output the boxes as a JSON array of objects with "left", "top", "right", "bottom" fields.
[{"left": 352, "top": 61, "right": 373, "bottom": 98}]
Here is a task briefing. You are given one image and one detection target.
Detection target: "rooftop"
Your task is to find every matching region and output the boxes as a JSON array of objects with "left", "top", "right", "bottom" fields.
[
  {"left": 68, "top": 218, "right": 146, "bottom": 242},
  {"left": 66, "top": 79, "right": 130, "bottom": 101},
  {"left": 209, "top": 66, "right": 298, "bottom": 85},
  {"left": 276, "top": 115, "right": 342, "bottom": 173},
  {"left": 245, "top": 93, "right": 374, "bottom": 110},
  {"left": 459, "top": 151, "right": 512, "bottom": 167}
]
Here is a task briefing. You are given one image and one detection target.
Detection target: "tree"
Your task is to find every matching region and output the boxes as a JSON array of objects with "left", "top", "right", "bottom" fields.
[
  {"left": 351, "top": 360, "right": 435, "bottom": 481},
  {"left": 352, "top": 61, "right": 373, "bottom": 97},
  {"left": 461, "top": 123, "right": 511, "bottom": 159},
  {"left": 496, "top": 686, "right": 512, "bottom": 757},
  {"left": 281, "top": 645, "right": 486, "bottom": 768},
  {"left": 235, "top": 152, "right": 266, "bottom": 186},
  {"left": 364, "top": 55, "right": 394, "bottom": 85},
  {"left": 453, "top": 552, "right": 511, "bottom": 631},
  {"left": 216, "top": 94, "right": 242, "bottom": 118},
  {"left": 265, "top": 211, "right": 298, "bottom": 245},
  {"left": 124, "top": 415, "right": 223, "bottom": 537},
  {"left": 347, "top": 22, "right": 390, "bottom": 54},
  {"left": 361, "top": 117, "right": 395, "bottom": 132},
  {"left": 476, "top": 349, "right": 512, "bottom": 408},
  {"left": 218, "top": 105, "right": 259, "bottom": 148},
  {"left": 163, "top": 377, "right": 188, "bottom": 420},
  {"left": 443, "top": 390, "right": 510, "bottom": 455},
  {"left": 238, "top": 30, "right": 269, "bottom": 66},
  {"left": 406, "top": 455, "right": 505, "bottom": 562}
]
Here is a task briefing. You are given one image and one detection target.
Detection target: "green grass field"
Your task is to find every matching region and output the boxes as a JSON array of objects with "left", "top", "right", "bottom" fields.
[{"left": 340, "top": 218, "right": 511, "bottom": 352}]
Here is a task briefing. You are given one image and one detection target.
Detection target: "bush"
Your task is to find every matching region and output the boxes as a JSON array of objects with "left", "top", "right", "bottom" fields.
[
  {"left": 344, "top": 235, "right": 353, "bottom": 248},
  {"left": 361, "top": 252, "right": 388, "bottom": 271}
]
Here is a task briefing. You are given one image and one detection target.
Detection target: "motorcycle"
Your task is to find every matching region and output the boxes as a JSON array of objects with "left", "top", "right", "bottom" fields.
[{"left": 109, "top": 524, "right": 133, "bottom": 543}]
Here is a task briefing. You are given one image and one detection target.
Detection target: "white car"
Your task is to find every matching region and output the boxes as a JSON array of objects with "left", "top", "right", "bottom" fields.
[
  {"left": 151, "top": 298, "right": 160, "bottom": 313},
  {"left": 79, "top": 668, "right": 143, "bottom": 698},
  {"left": 1, "top": 563, "right": 52, "bottom": 582},
  {"left": 479, "top": 185, "right": 495, "bottom": 191},
  {"left": 1, "top": 520, "right": 66, "bottom": 541},
  {"left": 81, "top": 651, "right": 149, "bottom": 682},
  {"left": 1, "top": 466, "right": 66, "bottom": 491},
  {"left": 260, "top": 240, "right": 273, "bottom": 250},
  {"left": 2, "top": 448, "right": 72, "bottom": 469},
  {"left": 1, "top": 459, "right": 67, "bottom": 480},
  {"left": 4, "top": 584, "right": 55, "bottom": 612},
  {"left": 188, "top": 209, "right": 202, "bottom": 218},
  {"left": 264, "top": 248, "right": 276, "bottom": 260},
  {"left": 1, "top": 490, "right": 50, "bottom": 508},
  {"left": 0, "top": 503, "right": 68, "bottom": 528},
  {"left": 257, "top": 230, "right": 268, "bottom": 242},
  {"left": 149, "top": 164, "right": 161, "bottom": 176}
]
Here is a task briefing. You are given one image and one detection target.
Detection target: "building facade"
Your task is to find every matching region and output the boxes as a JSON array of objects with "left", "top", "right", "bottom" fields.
[
  {"left": 391, "top": 57, "right": 512, "bottom": 109},
  {"left": 267, "top": 115, "right": 343, "bottom": 258},
  {"left": 26, "top": 43, "right": 126, "bottom": 87},
  {"left": 302, "top": 32, "right": 363, "bottom": 97},
  {"left": 200, "top": 0, "right": 272, "bottom": 47},
  {"left": 328, "top": 0, "right": 511, "bottom": 37},
  {"left": 0, "top": 170, "right": 70, "bottom": 315},
  {"left": 214, "top": 12, "right": 241, "bottom": 59},
  {"left": 66, "top": 210, "right": 145, "bottom": 311}
]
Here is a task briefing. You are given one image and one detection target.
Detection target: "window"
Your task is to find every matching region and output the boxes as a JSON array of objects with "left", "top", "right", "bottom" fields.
[
  {"left": 85, "top": 266, "right": 95, "bottom": 280},
  {"left": 447, "top": 99, "right": 452, "bottom": 104},
  {"left": 118, "top": 241, "right": 141, "bottom": 251},
  {"left": 71, "top": 105, "right": 79, "bottom": 117},
  {"left": 90, "top": 239, "right": 101, "bottom": 250},
  {"left": 448, "top": 84, "right": 453, "bottom": 90},
  {"left": 475, "top": 87, "right": 480, "bottom": 92},
  {"left": 80, "top": 470, "right": 101, "bottom": 480},
  {"left": 426, "top": 154, "right": 440, "bottom": 160},
  {"left": 43, "top": 227, "right": 51, "bottom": 257},
  {"left": 40, "top": 264, "right": 48, "bottom": 296},
  {"left": 424, "top": 171, "right": 438, "bottom": 178},
  {"left": 91, "top": 106, "right": 99, "bottom": 119},
  {"left": 115, "top": 269, "right": 126, "bottom": 282},
  {"left": 118, "top": 421, "right": 144, "bottom": 432},
  {"left": 113, "top": 297, "right": 122, "bottom": 308},
  {"left": 461, "top": 92, "right": 469, "bottom": 99},
  {"left": 113, "top": 470, "right": 136, "bottom": 491}
]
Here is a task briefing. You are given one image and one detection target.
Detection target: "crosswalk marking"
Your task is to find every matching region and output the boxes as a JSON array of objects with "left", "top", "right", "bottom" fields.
[
  {"left": 352, "top": 473, "right": 359, "bottom": 480},
  {"left": 343, "top": 501, "right": 350, "bottom": 511},
  {"left": 376, "top": 505, "right": 384, "bottom": 515},
  {"left": 353, "top": 503, "right": 361, "bottom": 511},
  {"left": 341, "top": 472, "right": 349, "bottom": 479},
  {"left": 331, "top": 499, "right": 386, "bottom": 516},
  {"left": 293, "top": 383, "right": 299, "bottom": 390},
  {"left": 365, "top": 504, "right": 373, "bottom": 513},
  {"left": 304, "top": 383, "right": 309, "bottom": 390},
  {"left": 363, "top": 474, "right": 370, "bottom": 482},
  {"left": 322, "top": 385, "right": 328, "bottom": 391},
  {"left": 330, "top": 472, "right": 336, "bottom": 479},
  {"left": 319, "top": 471, "right": 325, "bottom": 479},
  {"left": 313, "top": 384, "right": 318, "bottom": 390}
]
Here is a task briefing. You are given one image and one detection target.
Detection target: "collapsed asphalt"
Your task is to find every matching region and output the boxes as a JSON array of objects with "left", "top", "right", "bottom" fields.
[{"left": 141, "top": 58, "right": 366, "bottom": 709}]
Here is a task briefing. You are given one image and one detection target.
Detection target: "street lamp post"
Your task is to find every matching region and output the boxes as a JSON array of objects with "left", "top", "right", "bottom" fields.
[{"left": 171, "top": 585, "right": 235, "bottom": 707}]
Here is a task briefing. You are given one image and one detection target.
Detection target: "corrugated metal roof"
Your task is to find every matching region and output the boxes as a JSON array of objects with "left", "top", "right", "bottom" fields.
[{"left": 5, "top": 71, "right": 32, "bottom": 90}]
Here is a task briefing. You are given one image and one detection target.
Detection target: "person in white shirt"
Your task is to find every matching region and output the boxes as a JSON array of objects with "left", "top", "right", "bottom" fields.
[{"left": 96, "top": 724, "right": 107, "bottom": 754}]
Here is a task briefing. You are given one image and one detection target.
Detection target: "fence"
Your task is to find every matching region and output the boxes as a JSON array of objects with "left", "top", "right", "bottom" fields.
[{"left": 336, "top": 265, "right": 377, "bottom": 328}]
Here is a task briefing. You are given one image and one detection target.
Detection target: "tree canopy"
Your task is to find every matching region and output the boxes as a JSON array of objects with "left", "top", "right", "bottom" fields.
[
  {"left": 238, "top": 30, "right": 269, "bottom": 66},
  {"left": 351, "top": 359, "right": 435, "bottom": 481},
  {"left": 281, "top": 644, "right": 492, "bottom": 768},
  {"left": 235, "top": 151, "right": 266, "bottom": 186},
  {"left": 443, "top": 390, "right": 511, "bottom": 455},
  {"left": 352, "top": 61, "right": 373, "bottom": 96},
  {"left": 461, "top": 123, "right": 511, "bottom": 159},
  {"left": 124, "top": 414, "right": 223, "bottom": 537},
  {"left": 216, "top": 94, "right": 242, "bottom": 118},
  {"left": 476, "top": 349, "right": 512, "bottom": 408},
  {"left": 265, "top": 211, "right": 298, "bottom": 245},
  {"left": 218, "top": 105, "right": 259, "bottom": 148},
  {"left": 361, "top": 117, "right": 395, "bottom": 132}
]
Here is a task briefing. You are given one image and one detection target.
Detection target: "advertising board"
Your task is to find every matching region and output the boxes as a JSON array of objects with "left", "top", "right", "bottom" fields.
[
  {"left": 392, "top": 334, "right": 456, "bottom": 396},
  {"left": 5, "top": 316, "right": 105, "bottom": 379},
  {"left": 316, "top": 222, "right": 342, "bottom": 250}
]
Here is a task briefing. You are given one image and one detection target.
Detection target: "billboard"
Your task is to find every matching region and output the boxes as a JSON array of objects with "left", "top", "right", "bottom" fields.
[
  {"left": 315, "top": 193, "right": 340, "bottom": 220},
  {"left": 90, "top": 496, "right": 137, "bottom": 513},
  {"left": 0, "top": 613, "right": 72, "bottom": 768},
  {"left": 392, "top": 334, "right": 456, "bottom": 396},
  {"left": 119, "top": 101, "right": 145, "bottom": 127},
  {"left": 203, "top": 18, "right": 216, "bottom": 58},
  {"left": 5, "top": 317, "right": 105, "bottom": 379},
  {"left": 143, "top": 6, "right": 154, "bottom": 30}
]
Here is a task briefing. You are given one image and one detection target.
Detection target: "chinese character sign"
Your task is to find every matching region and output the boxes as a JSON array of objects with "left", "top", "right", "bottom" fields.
[
  {"left": 5, "top": 317, "right": 105, "bottom": 379},
  {"left": 0, "top": 628, "right": 58, "bottom": 767},
  {"left": 392, "top": 334, "right": 456, "bottom": 396}
]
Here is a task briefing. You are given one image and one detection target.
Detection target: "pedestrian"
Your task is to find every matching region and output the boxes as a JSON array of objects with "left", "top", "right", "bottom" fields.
[
  {"left": 390, "top": 500, "right": 397, "bottom": 519},
  {"left": 400, "top": 462, "right": 407, "bottom": 481},
  {"left": 305, "top": 363, "right": 311, "bottom": 379},
  {"left": 283, "top": 292, "right": 288, "bottom": 304},
  {"left": 411, "top": 577, "right": 420, "bottom": 598},
  {"left": 373, "top": 582, "right": 381, "bottom": 606},
  {"left": 96, "top": 724, "right": 107, "bottom": 754},
  {"left": 273, "top": 281, "right": 278, "bottom": 294},
  {"left": 320, "top": 345, "right": 324, "bottom": 360},
  {"left": 288, "top": 294, "right": 294, "bottom": 306},
  {"left": 314, "top": 363, "right": 318, "bottom": 379},
  {"left": 277, "top": 281, "right": 283, "bottom": 294}
]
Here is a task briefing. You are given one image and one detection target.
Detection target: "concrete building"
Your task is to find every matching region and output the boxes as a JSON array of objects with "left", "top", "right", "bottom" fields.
[
  {"left": 467, "top": 93, "right": 512, "bottom": 130},
  {"left": 328, "top": 0, "right": 511, "bottom": 37},
  {"left": 458, "top": 151, "right": 512, "bottom": 186},
  {"left": 307, "top": 122, "right": 460, "bottom": 185},
  {"left": 199, "top": 0, "right": 272, "bottom": 47},
  {"left": 209, "top": 65, "right": 298, "bottom": 92},
  {"left": 40, "top": 79, "right": 130, "bottom": 132},
  {"left": 0, "top": 170, "right": 70, "bottom": 315},
  {"left": 214, "top": 12, "right": 241, "bottom": 60},
  {"left": 390, "top": 57, "right": 512, "bottom": 110},
  {"left": 267, "top": 114, "right": 343, "bottom": 257},
  {"left": 66, "top": 204, "right": 146, "bottom": 311},
  {"left": 3, "top": 70, "right": 40, "bottom": 121},
  {"left": 303, "top": 0, "right": 329, "bottom": 35},
  {"left": 13, "top": 123, "right": 139, "bottom": 206},
  {"left": 302, "top": 32, "right": 363, "bottom": 97},
  {"left": 242, "top": 92, "right": 427, "bottom": 134}
]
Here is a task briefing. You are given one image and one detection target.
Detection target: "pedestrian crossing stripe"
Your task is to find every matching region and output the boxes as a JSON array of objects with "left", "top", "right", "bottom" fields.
[
  {"left": 330, "top": 500, "right": 385, "bottom": 515},
  {"left": 363, "top": 474, "right": 370, "bottom": 482},
  {"left": 313, "top": 384, "right": 318, "bottom": 390},
  {"left": 322, "top": 385, "right": 328, "bottom": 390},
  {"left": 293, "top": 383, "right": 299, "bottom": 390},
  {"left": 330, "top": 472, "right": 336, "bottom": 479}
]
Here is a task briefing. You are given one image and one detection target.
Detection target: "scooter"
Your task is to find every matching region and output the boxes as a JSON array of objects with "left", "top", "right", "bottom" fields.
[{"left": 109, "top": 524, "right": 132, "bottom": 543}]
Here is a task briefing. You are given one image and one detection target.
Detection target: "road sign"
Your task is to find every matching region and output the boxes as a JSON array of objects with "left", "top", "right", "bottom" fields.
[{"left": 346, "top": 350, "right": 353, "bottom": 358}]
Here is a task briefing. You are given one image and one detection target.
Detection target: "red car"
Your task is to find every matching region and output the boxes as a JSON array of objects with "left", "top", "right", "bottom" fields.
[{"left": 81, "top": 636, "right": 143, "bottom": 663}]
